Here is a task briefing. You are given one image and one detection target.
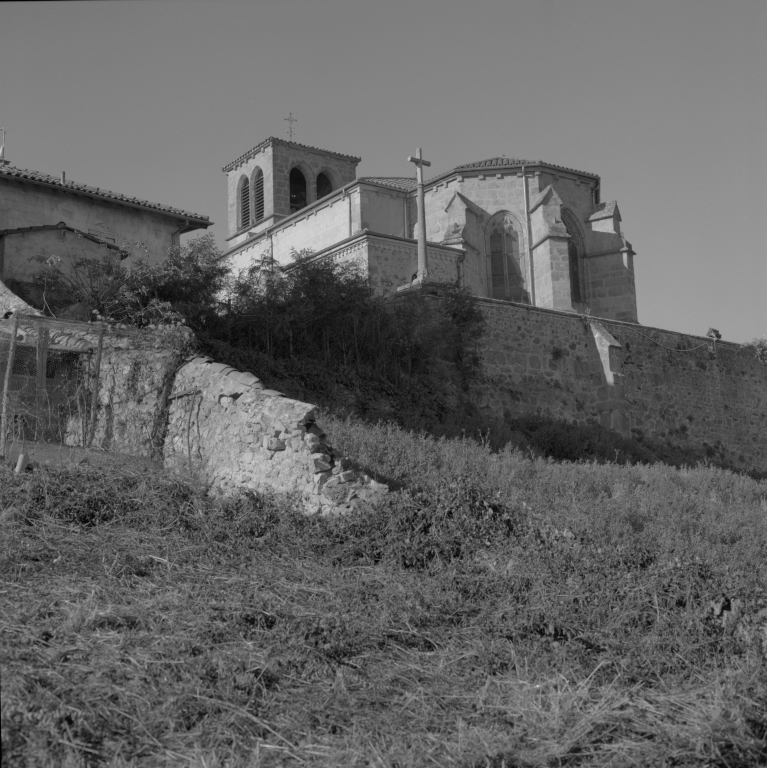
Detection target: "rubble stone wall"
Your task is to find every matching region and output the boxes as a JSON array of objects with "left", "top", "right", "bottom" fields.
[
  {"left": 163, "top": 356, "right": 387, "bottom": 514},
  {"left": 469, "top": 298, "right": 767, "bottom": 473},
  {"left": 65, "top": 329, "right": 185, "bottom": 457}
]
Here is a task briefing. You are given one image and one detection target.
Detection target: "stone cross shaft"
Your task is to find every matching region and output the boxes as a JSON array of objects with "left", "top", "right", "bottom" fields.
[{"left": 408, "top": 147, "right": 431, "bottom": 281}]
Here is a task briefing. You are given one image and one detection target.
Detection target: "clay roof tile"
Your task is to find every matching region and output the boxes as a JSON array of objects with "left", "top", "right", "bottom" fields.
[{"left": 0, "top": 165, "right": 211, "bottom": 225}]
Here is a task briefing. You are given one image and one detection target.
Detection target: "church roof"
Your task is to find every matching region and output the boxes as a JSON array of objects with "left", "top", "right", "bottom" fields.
[
  {"left": 0, "top": 165, "right": 211, "bottom": 227},
  {"left": 449, "top": 157, "right": 599, "bottom": 179},
  {"left": 359, "top": 177, "right": 417, "bottom": 191},
  {"left": 453, "top": 157, "right": 532, "bottom": 171},
  {"left": 223, "top": 137, "right": 361, "bottom": 173}
]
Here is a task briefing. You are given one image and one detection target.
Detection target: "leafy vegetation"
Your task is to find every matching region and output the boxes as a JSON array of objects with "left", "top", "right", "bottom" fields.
[
  {"left": 2, "top": 427, "right": 767, "bottom": 766},
  {"left": 33, "top": 234, "right": 229, "bottom": 329},
  {"left": 743, "top": 336, "right": 767, "bottom": 364}
]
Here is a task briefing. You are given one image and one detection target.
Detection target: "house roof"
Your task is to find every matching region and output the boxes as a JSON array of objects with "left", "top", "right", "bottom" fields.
[
  {"left": 0, "top": 164, "right": 211, "bottom": 229},
  {"left": 0, "top": 223, "right": 128, "bottom": 253},
  {"left": 223, "top": 137, "right": 361, "bottom": 173},
  {"left": 358, "top": 176, "right": 417, "bottom": 192}
]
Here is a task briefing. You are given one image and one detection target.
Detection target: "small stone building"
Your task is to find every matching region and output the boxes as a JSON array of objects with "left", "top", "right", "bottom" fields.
[
  {"left": 0, "top": 160, "right": 211, "bottom": 306},
  {"left": 223, "top": 137, "right": 638, "bottom": 322}
]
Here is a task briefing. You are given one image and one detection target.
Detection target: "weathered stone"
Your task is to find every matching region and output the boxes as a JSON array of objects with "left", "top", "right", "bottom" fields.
[
  {"left": 267, "top": 438, "right": 286, "bottom": 452},
  {"left": 339, "top": 470, "right": 356, "bottom": 483},
  {"left": 313, "top": 471, "right": 332, "bottom": 489},
  {"left": 307, "top": 423, "right": 326, "bottom": 439},
  {"left": 313, "top": 458, "right": 332, "bottom": 473}
]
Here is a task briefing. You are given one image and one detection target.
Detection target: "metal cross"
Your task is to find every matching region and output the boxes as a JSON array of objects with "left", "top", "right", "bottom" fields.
[{"left": 284, "top": 113, "right": 297, "bottom": 140}]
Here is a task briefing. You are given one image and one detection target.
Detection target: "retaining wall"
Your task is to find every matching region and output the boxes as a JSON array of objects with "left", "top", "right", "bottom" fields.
[{"left": 470, "top": 298, "right": 767, "bottom": 472}]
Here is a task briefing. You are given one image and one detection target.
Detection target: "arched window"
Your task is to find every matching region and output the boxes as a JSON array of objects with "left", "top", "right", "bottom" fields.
[
  {"left": 239, "top": 176, "right": 250, "bottom": 229},
  {"left": 484, "top": 212, "right": 528, "bottom": 302},
  {"left": 316, "top": 172, "right": 332, "bottom": 200},
  {"left": 252, "top": 168, "right": 265, "bottom": 224},
  {"left": 289, "top": 168, "right": 307, "bottom": 213},
  {"left": 562, "top": 209, "right": 585, "bottom": 303}
]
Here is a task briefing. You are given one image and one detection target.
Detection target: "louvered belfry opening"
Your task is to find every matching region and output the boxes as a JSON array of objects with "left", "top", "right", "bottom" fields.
[
  {"left": 239, "top": 176, "right": 251, "bottom": 229},
  {"left": 289, "top": 168, "right": 307, "bottom": 213},
  {"left": 316, "top": 172, "right": 332, "bottom": 200},
  {"left": 253, "top": 169, "right": 265, "bottom": 223}
]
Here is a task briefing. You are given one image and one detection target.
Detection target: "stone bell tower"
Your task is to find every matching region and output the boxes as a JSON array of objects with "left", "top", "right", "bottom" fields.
[{"left": 222, "top": 137, "right": 360, "bottom": 249}]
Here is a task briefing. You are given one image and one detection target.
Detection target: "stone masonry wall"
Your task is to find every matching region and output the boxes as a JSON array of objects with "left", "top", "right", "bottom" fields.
[
  {"left": 469, "top": 298, "right": 767, "bottom": 472},
  {"left": 163, "top": 356, "right": 387, "bottom": 514},
  {"left": 0, "top": 177, "right": 180, "bottom": 263},
  {"left": 64, "top": 328, "right": 185, "bottom": 457}
]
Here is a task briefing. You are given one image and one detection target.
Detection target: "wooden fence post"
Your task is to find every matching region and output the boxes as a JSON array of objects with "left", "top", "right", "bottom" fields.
[
  {"left": 0, "top": 315, "right": 20, "bottom": 459},
  {"left": 35, "top": 322, "right": 50, "bottom": 440},
  {"left": 86, "top": 324, "right": 106, "bottom": 449}
]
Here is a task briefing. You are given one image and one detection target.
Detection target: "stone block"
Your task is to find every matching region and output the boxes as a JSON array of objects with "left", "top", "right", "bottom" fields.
[
  {"left": 313, "top": 470, "right": 332, "bottom": 489},
  {"left": 268, "top": 438, "right": 287, "bottom": 451},
  {"left": 307, "top": 423, "right": 326, "bottom": 439},
  {"left": 313, "top": 458, "right": 332, "bottom": 473},
  {"left": 339, "top": 470, "right": 356, "bottom": 483}
]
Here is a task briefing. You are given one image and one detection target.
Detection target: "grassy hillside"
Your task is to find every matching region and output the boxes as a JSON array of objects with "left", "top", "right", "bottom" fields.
[{"left": 2, "top": 419, "right": 767, "bottom": 767}]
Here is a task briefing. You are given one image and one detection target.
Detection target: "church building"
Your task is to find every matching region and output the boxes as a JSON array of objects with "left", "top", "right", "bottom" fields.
[{"left": 223, "top": 137, "right": 638, "bottom": 323}]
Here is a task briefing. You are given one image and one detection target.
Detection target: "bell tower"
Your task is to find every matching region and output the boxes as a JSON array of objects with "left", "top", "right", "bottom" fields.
[{"left": 223, "top": 137, "right": 360, "bottom": 248}]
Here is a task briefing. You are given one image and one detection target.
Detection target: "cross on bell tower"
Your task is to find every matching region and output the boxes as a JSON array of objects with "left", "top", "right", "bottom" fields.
[{"left": 284, "top": 113, "right": 297, "bottom": 140}]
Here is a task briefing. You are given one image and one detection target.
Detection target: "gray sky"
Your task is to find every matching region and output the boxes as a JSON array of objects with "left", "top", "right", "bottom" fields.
[{"left": 2, "top": 0, "right": 765, "bottom": 342}]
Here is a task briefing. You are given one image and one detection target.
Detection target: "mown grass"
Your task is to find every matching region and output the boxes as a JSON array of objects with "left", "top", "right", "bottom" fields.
[{"left": 2, "top": 419, "right": 767, "bottom": 767}]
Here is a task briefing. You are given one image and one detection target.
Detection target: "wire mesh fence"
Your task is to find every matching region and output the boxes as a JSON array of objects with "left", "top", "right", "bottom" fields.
[{"left": 0, "top": 315, "right": 105, "bottom": 455}]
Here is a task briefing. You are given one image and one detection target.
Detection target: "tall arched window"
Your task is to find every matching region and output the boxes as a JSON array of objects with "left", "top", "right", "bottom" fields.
[
  {"left": 252, "top": 168, "right": 265, "bottom": 224},
  {"left": 239, "top": 176, "right": 250, "bottom": 229},
  {"left": 484, "top": 212, "right": 528, "bottom": 302},
  {"left": 316, "top": 172, "right": 332, "bottom": 200},
  {"left": 289, "top": 168, "right": 307, "bottom": 213},
  {"left": 562, "top": 209, "right": 585, "bottom": 303}
]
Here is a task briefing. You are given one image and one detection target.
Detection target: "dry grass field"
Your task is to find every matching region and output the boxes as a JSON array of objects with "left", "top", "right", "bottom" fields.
[{"left": 2, "top": 416, "right": 766, "bottom": 767}]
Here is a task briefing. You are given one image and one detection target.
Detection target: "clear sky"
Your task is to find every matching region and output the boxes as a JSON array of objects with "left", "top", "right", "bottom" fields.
[{"left": 2, "top": 0, "right": 765, "bottom": 342}]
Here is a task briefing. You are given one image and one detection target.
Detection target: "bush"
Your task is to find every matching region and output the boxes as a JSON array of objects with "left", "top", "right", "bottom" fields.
[
  {"left": 222, "top": 255, "right": 486, "bottom": 387},
  {"left": 33, "top": 233, "right": 229, "bottom": 328}
]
